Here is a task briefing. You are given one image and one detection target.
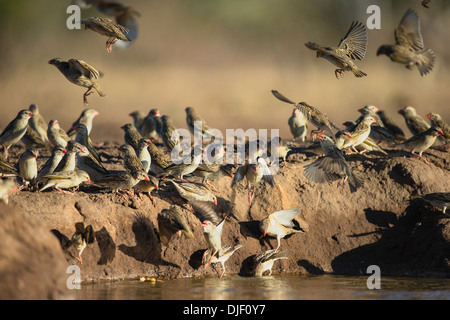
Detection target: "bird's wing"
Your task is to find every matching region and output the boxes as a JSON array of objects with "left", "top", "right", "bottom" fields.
[
  {"left": 271, "top": 209, "right": 301, "bottom": 227},
  {"left": 337, "top": 21, "right": 368, "bottom": 60},
  {"left": 231, "top": 163, "right": 248, "bottom": 187},
  {"left": 258, "top": 158, "right": 275, "bottom": 187},
  {"left": 85, "top": 225, "right": 96, "bottom": 244},
  {"left": 68, "top": 59, "right": 101, "bottom": 80},
  {"left": 190, "top": 200, "right": 222, "bottom": 225},
  {"left": 394, "top": 9, "right": 424, "bottom": 50}
]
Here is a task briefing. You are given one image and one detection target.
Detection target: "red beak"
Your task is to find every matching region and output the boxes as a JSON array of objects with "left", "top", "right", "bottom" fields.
[
  {"left": 145, "top": 176, "right": 150, "bottom": 181},
  {"left": 426, "top": 114, "right": 431, "bottom": 119},
  {"left": 438, "top": 130, "right": 444, "bottom": 135},
  {"left": 213, "top": 200, "right": 217, "bottom": 205},
  {"left": 62, "top": 149, "right": 67, "bottom": 154},
  {"left": 71, "top": 125, "right": 78, "bottom": 130}
]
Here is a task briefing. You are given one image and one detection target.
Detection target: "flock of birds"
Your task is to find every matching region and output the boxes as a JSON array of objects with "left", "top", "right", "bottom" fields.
[{"left": 1, "top": 1, "right": 449, "bottom": 278}]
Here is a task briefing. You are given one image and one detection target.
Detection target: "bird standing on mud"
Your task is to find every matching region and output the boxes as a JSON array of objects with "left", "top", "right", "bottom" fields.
[
  {"left": 305, "top": 21, "right": 368, "bottom": 78},
  {"left": 253, "top": 249, "right": 290, "bottom": 277},
  {"left": 48, "top": 58, "right": 106, "bottom": 105},
  {"left": 398, "top": 106, "right": 431, "bottom": 137},
  {"left": 399, "top": 126, "right": 443, "bottom": 166},
  {"left": 0, "top": 110, "right": 33, "bottom": 159},
  {"left": 376, "top": 9, "right": 435, "bottom": 76}
]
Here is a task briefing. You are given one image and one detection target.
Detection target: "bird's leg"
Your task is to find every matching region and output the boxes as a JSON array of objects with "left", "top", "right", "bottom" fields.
[
  {"left": 411, "top": 152, "right": 432, "bottom": 166},
  {"left": 205, "top": 180, "right": 220, "bottom": 193},
  {"left": 204, "top": 249, "right": 217, "bottom": 269},
  {"left": 83, "top": 87, "right": 93, "bottom": 105},
  {"left": 56, "top": 187, "right": 75, "bottom": 195},
  {"left": 116, "top": 190, "right": 130, "bottom": 203},
  {"left": 76, "top": 254, "right": 83, "bottom": 264},
  {"left": 220, "top": 263, "right": 225, "bottom": 279},
  {"left": 335, "top": 69, "right": 346, "bottom": 79},
  {"left": 310, "top": 129, "right": 324, "bottom": 141},
  {"left": 2, "top": 145, "right": 8, "bottom": 159},
  {"left": 148, "top": 193, "right": 156, "bottom": 206}
]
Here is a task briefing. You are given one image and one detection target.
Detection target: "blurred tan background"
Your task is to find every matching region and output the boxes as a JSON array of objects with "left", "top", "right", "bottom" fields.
[{"left": 1, "top": 0, "right": 449, "bottom": 143}]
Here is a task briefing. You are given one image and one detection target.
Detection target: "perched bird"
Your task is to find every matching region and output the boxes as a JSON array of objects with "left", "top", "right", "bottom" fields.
[
  {"left": 185, "top": 107, "right": 214, "bottom": 138},
  {"left": 48, "top": 58, "right": 106, "bottom": 105},
  {"left": 80, "top": 16, "right": 131, "bottom": 53},
  {"left": 398, "top": 106, "right": 430, "bottom": 137},
  {"left": 0, "top": 179, "right": 18, "bottom": 204},
  {"left": 54, "top": 141, "right": 84, "bottom": 173},
  {"left": 157, "top": 205, "right": 194, "bottom": 246},
  {"left": 376, "top": 9, "right": 435, "bottom": 76},
  {"left": 272, "top": 90, "right": 339, "bottom": 139},
  {"left": 0, "top": 109, "right": 33, "bottom": 158},
  {"left": 71, "top": 222, "right": 96, "bottom": 264},
  {"left": 159, "top": 146, "right": 204, "bottom": 181},
  {"left": 28, "top": 104, "right": 48, "bottom": 143},
  {"left": 193, "top": 163, "right": 234, "bottom": 192},
  {"left": 305, "top": 21, "right": 368, "bottom": 78},
  {"left": 134, "top": 175, "right": 159, "bottom": 205},
  {"left": 259, "top": 209, "right": 303, "bottom": 251},
  {"left": 47, "top": 120, "right": 70, "bottom": 149},
  {"left": 98, "top": 169, "right": 149, "bottom": 199},
  {"left": 121, "top": 123, "right": 142, "bottom": 152},
  {"left": 170, "top": 180, "right": 217, "bottom": 205},
  {"left": 136, "top": 138, "right": 152, "bottom": 173},
  {"left": 288, "top": 108, "right": 308, "bottom": 143},
  {"left": 160, "top": 115, "right": 180, "bottom": 152},
  {"left": 118, "top": 144, "right": 144, "bottom": 173},
  {"left": 340, "top": 115, "right": 377, "bottom": 152},
  {"left": 355, "top": 106, "right": 398, "bottom": 145},
  {"left": 36, "top": 146, "right": 67, "bottom": 184},
  {"left": 129, "top": 110, "right": 146, "bottom": 133},
  {"left": 39, "top": 170, "right": 91, "bottom": 195},
  {"left": 203, "top": 244, "right": 242, "bottom": 278},
  {"left": 376, "top": 110, "right": 405, "bottom": 141},
  {"left": 140, "top": 109, "right": 161, "bottom": 140},
  {"left": 336, "top": 127, "right": 387, "bottom": 155},
  {"left": 427, "top": 113, "right": 450, "bottom": 146},
  {"left": 253, "top": 249, "right": 290, "bottom": 277},
  {"left": 0, "top": 153, "right": 19, "bottom": 177},
  {"left": 420, "top": 192, "right": 450, "bottom": 215},
  {"left": 303, "top": 134, "right": 364, "bottom": 193},
  {"left": 76, "top": 146, "right": 109, "bottom": 183},
  {"left": 67, "top": 108, "right": 99, "bottom": 139},
  {"left": 72, "top": 123, "right": 102, "bottom": 163},
  {"left": 21, "top": 125, "right": 46, "bottom": 149},
  {"left": 190, "top": 201, "right": 228, "bottom": 268},
  {"left": 267, "top": 136, "right": 291, "bottom": 166},
  {"left": 231, "top": 157, "right": 275, "bottom": 204},
  {"left": 398, "top": 126, "right": 443, "bottom": 165},
  {"left": 17, "top": 147, "right": 39, "bottom": 189}
]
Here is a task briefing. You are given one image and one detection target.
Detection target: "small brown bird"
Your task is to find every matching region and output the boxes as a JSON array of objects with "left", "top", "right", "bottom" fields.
[
  {"left": 129, "top": 110, "right": 146, "bottom": 134},
  {"left": 340, "top": 115, "right": 377, "bottom": 152},
  {"left": 21, "top": 125, "right": 46, "bottom": 149},
  {"left": 136, "top": 138, "right": 152, "bottom": 173},
  {"left": 267, "top": 136, "right": 291, "bottom": 166},
  {"left": 160, "top": 115, "right": 180, "bottom": 152},
  {"left": 185, "top": 107, "right": 215, "bottom": 138},
  {"left": 157, "top": 205, "right": 194, "bottom": 246},
  {"left": 272, "top": 90, "right": 339, "bottom": 139},
  {"left": 191, "top": 200, "right": 228, "bottom": 268},
  {"left": 134, "top": 175, "right": 159, "bottom": 206},
  {"left": 398, "top": 106, "right": 431, "bottom": 137},
  {"left": 148, "top": 143, "right": 171, "bottom": 174},
  {"left": 98, "top": 169, "right": 149, "bottom": 199},
  {"left": 160, "top": 146, "right": 204, "bottom": 181},
  {"left": 0, "top": 179, "right": 19, "bottom": 204},
  {"left": 39, "top": 170, "right": 91, "bottom": 195},
  {"left": 71, "top": 222, "right": 96, "bottom": 264},
  {"left": 305, "top": 21, "right": 368, "bottom": 78},
  {"left": 76, "top": 147, "right": 109, "bottom": 183},
  {"left": 420, "top": 192, "right": 450, "bottom": 215},
  {"left": 28, "top": 104, "right": 49, "bottom": 143},
  {"left": 427, "top": 113, "right": 450, "bottom": 147},
  {"left": 48, "top": 58, "right": 106, "bottom": 105},
  {"left": 288, "top": 108, "right": 308, "bottom": 143},
  {"left": 72, "top": 123, "right": 102, "bottom": 163},
  {"left": 376, "top": 109, "right": 405, "bottom": 141},
  {"left": 304, "top": 134, "right": 364, "bottom": 193},
  {"left": 67, "top": 108, "right": 99, "bottom": 139},
  {"left": 36, "top": 146, "right": 67, "bottom": 184},
  {"left": 253, "top": 249, "right": 290, "bottom": 277},
  {"left": 170, "top": 180, "right": 217, "bottom": 205},
  {"left": 81, "top": 16, "right": 131, "bottom": 53},
  {"left": 231, "top": 157, "right": 275, "bottom": 204},
  {"left": 259, "top": 209, "right": 303, "bottom": 251},
  {"left": 202, "top": 244, "right": 242, "bottom": 278},
  {"left": 54, "top": 141, "right": 84, "bottom": 173},
  {"left": 121, "top": 123, "right": 142, "bottom": 152},
  {"left": 193, "top": 164, "right": 234, "bottom": 192},
  {"left": 47, "top": 120, "right": 70, "bottom": 149},
  {"left": 140, "top": 109, "right": 161, "bottom": 140},
  {"left": 399, "top": 126, "right": 443, "bottom": 165},
  {"left": 17, "top": 147, "right": 39, "bottom": 189},
  {"left": 377, "top": 9, "right": 435, "bottom": 76},
  {"left": 118, "top": 144, "right": 144, "bottom": 173},
  {"left": 0, "top": 110, "right": 33, "bottom": 158}
]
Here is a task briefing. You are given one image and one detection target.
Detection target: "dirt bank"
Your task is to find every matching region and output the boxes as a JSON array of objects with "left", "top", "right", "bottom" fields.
[{"left": 1, "top": 140, "right": 449, "bottom": 298}]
